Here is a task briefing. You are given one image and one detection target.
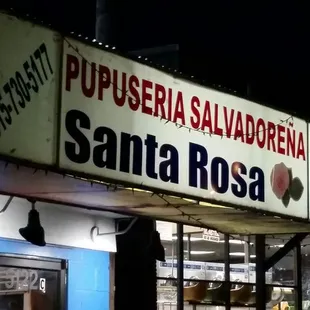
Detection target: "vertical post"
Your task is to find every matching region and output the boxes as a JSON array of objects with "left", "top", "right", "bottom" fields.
[
  {"left": 177, "top": 224, "right": 184, "bottom": 310},
  {"left": 244, "top": 236, "right": 250, "bottom": 264},
  {"left": 109, "top": 253, "right": 116, "bottom": 310},
  {"left": 171, "top": 236, "right": 175, "bottom": 277},
  {"left": 244, "top": 236, "right": 250, "bottom": 281},
  {"left": 295, "top": 240, "right": 302, "bottom": 310},
  {"left": 224, "top": 234, "right": 231, "bottom": 310},
  {"left": 187, "top": 233, "right": 191, "bottom": 260},
  {"left": 256, "top": 235, "right": 266, "bottom": 310}
]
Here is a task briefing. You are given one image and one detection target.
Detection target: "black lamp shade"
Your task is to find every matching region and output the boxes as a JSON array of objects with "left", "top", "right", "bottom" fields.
[{"left": 19, "top": 209, "right": 46, "bottom": 247}]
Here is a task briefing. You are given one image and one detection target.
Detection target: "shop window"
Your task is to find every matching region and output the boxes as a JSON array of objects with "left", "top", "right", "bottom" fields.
[
  {"left": 301, "top": 235, "right": 310, "bottom": 309},
  {"left": 0, "top": 255, "right": 66, "bottom": 310},
  {"left": 265, "top": 234, "right": 296, "bottom": 310},
  {"left": 265, "top": 234, "right": 294, "bottom": 285},
  {"left": 156, "top": 225, "right": 302, "bottom": 310},
  {"left": 156, "top": 221, "right": 177, "bottom": 306},
  {"left": 226, "top": 235, "right": 254, "bottom": 308},
  {"left": 229, "top": 234, "right": 255, "bottom": 279},
  {"left": 156, "top": 223, "right": 225, "bottom": 310},
  {"left": 184, "top": 227, "right": 225, "bottom": 310}
]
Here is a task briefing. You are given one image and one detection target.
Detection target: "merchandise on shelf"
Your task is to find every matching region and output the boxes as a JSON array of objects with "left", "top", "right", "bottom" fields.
[
  {"left": 157, "top": 260, "right": 206, "bottom": 284},
  {"left": 230, "top": 264, "right": 249, "bottom": 283},
  {"left": 158, "top": 260, "right": 273, "bottom": 284},
  {"left": 205, "top": 262, "right": 224, "bottom": 281},
  {"left": 248, "top": 263, "right": 273, "bottom": 284}
]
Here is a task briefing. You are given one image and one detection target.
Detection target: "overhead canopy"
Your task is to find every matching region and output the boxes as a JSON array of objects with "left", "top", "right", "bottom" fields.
[
  {"left": 1, "top": 160, "right": 310, "bottom": 235},
  {"left": 0, "top": 12, "right": 309, "bottom": 236}
]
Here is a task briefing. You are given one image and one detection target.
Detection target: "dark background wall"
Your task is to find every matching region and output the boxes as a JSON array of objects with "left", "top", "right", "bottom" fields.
[{"left": 2, "top": 1, "right": 309, "bottom": 117}]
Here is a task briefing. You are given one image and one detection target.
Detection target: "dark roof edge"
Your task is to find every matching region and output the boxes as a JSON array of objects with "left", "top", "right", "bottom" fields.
[
  {"left": 128, "top": 44, "right": 179, "bottom": 56},
  {"left": 1, "top": 8, "right": 307, "bottom": 122}
]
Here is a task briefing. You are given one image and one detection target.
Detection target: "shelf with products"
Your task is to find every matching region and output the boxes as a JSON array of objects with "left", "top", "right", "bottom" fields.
[
  {"left": 157, "top": 260, "right": 295, "bottom": 307},
  {"left": 157, "top": 277, "right": 296, "bottom": 289},
  {"left": 157, "top": 282, "right": 293, "bottom": 307},
  {"left": 157, "top": 260, "right": 271, "bottom": 283},
  {"left": 157, "top": 260, "right": 295, "bottom": 287},
  {"left": 157, "top": 301, "right": 256, "bottom": 310}
]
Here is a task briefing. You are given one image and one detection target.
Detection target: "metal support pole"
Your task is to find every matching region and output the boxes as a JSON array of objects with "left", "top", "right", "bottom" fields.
[
  {"left": 0, "top": 196, "right": 13, "bottom": 213},
  {"left": 256, "top": 235, "right": 266, "bottom": 310},
  {"left": 294, "top": 240, "right": 302, "bottom": 310},
  {"left": 187, "top": 233, "right": 191, "bottom": 260},
  {"left": 171, "top": 237, "right": 175, "bottom": 277},
  {"left": 244, "top": 236, "right": 250, "bottom": 281},
  {"left": 244, "top": 236, "right": 250, "bottom": 264},
  {"left": 177, "top": 224, "right": 184, "bottom": 310},
  {"left": 224, "top": 234, "right": 231, "bottom": 310},
  {"left": 91, "top": 218, "right": 138, "bottom": 241},
  {"left": 265, "top": 233, "right": 308, "bottom": 271}
]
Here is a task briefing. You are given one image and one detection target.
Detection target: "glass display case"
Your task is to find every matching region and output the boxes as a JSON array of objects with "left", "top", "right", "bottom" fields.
[{"left": 156, "top": 223, "right": 302, "bottom": 310}]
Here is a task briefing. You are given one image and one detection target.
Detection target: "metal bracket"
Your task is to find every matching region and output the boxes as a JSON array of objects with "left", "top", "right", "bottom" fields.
[
  {"left": 264, "top": 233, "right": 308, "bottom": 271},
  {"left": 91, "top": 217, "right": 138, "bottom": 241},
  {"left": 0, "top": 196, "right": 13, "bottom": 214}
]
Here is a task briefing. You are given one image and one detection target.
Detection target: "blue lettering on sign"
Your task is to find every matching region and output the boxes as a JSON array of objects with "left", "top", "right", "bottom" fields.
[
  {"left": 188, "top": 143, "right": 265, "bottom": 202},
  {"left": 64, "top": 110, "right": 265, "bottom": 202},
  {"left": 65, "top": 109, "right": 179, "bottom": 184}
]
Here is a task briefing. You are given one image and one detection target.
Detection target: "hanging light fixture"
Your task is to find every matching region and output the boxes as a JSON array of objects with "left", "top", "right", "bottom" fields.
[{"left": 19, "top": 200, "right": 46, "bottom": 247}]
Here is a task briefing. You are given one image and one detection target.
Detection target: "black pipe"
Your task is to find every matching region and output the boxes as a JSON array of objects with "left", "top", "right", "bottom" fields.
[
  {"left": 256, "top": 235, "right": 266, "bottom": 310},
  {"left": 187, "top": 233, "right": 191, "bottom": 260},
  {"left": 295, "top": 240, "right": 302, "bottom": 310},
  {"left": 177, "top": 224, "right": 184, "bottom": 310},
  {"left": 224, "top": 234, "right": 230, "bottom": 310}
]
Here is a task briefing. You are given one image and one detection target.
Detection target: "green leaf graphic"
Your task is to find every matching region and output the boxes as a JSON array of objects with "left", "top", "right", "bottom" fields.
[
  {"left": 288, "top": 168, "right": 293, "bottom": 185},
  {"left": 282, "top": 189, "right": 290, "bottom": 207},
  {"left": 289, "top": 177, "right": 304, "bottom": 201}
]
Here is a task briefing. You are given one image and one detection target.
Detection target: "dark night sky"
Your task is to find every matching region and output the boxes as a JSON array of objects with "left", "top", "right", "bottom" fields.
[{"left": 2, "top": 1, "right": 309, "bottom": 117}]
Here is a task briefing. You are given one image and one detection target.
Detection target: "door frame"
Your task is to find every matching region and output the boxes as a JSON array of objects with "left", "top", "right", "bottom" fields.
[{"left": 0, "top": 253, "right": 67, "bottom": 310}]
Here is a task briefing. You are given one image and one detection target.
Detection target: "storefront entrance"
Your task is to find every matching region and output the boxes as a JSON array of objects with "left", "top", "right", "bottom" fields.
[{"left": 0, "top": 255, "right": 67, "bottom": 310}]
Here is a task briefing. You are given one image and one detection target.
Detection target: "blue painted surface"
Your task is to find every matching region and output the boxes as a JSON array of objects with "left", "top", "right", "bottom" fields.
[{"left": 0, "top": 238, "right": 110, "bottom": 310}]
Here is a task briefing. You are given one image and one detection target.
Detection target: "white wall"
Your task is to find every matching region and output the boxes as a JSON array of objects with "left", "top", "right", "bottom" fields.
[{"left": 0, "top": 195, "right": 117, "bottom": 252}]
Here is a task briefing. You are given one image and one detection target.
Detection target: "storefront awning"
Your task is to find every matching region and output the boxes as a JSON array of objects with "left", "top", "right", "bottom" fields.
[
  {"left": 1, "top": 12, "right": 310, "bottom": 235},
  {"left": 1, "top": 160, "right": 310, "bottom": 235}
]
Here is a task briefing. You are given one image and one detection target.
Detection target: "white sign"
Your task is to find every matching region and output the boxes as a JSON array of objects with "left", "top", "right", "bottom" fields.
[
  {"left": 0, "top": 13, "right": 61, "bottom": 164},
  {"left": 59, "top": 37, "right": 308, "bottom": 218},
  {"left": 203, "top": 229, "right": 220, "bottom": 242}
]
